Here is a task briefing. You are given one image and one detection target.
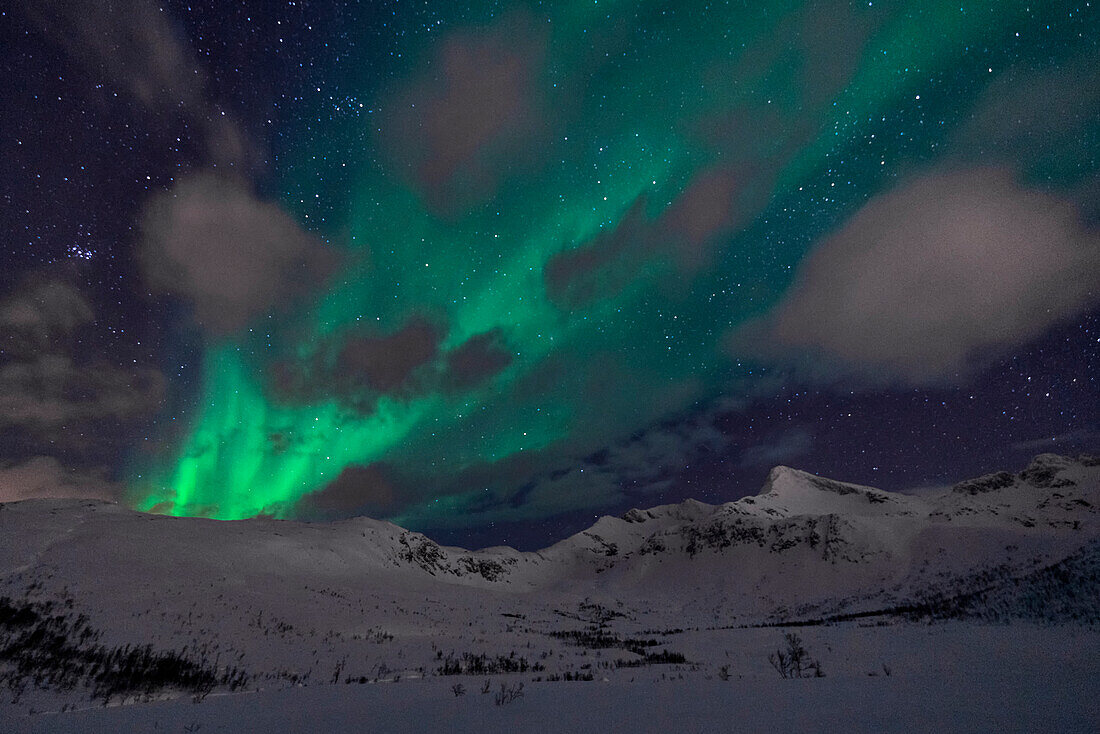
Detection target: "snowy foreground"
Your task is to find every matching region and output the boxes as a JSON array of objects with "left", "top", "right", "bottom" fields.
[
  {"left": 7, "top": 625, "right": 1100, "bottom": 733},
  {"left": 1, "top": 454, "right": 1098, "bottom": 731}
]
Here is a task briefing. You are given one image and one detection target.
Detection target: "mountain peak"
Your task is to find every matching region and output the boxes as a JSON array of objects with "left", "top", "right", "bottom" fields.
[
  {"left": 760, "top": 465, "right": 878, "bottom": 497},
  {"left": 750, "top": 464, "right": 900, "bottom": 517}
]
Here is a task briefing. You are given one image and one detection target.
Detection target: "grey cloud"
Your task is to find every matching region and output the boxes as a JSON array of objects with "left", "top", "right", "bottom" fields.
[
  {"left": 0, "top": 276, "right": 164, "bottom": 504},
  {"left": 950, "top": 53, "right": 1100, "bottom": 221},
  {"left": 543, "top": 196, "right": 652, "bottom": 308},
  {"left": 298, "top": 463, "right": 399, "bottom": 520},
  {"left": 0, "top": 276, "right": 165, "bottom": 437},
  {"left": 737, "top": 168, "right": 1100, "bottom": 383},
  {"left": 1010, "top": 429, "right": 1100, "bottom": 454},
  {"left": 739, "top": 429, "right": 813, "bottom": 469},
  {"left": 543, "top": 165, "right": 769, "bottom": 309},
  {"left": 0, "top": 355, "right": 164, "bottom": 434},
  {"left": 268, "top": 315, "right": 446, "bottom": 414},
  {"left": 0, "top": 456, "right": 119, "bottom": 504},
  {"left": 23, "top": 0, "right": 260, "bottom": 169},
  {"left": 0, "top": 277, "right": 93, "bottom": 356},
  {"left": 443, "top": 329, "right": 513, "bottom": 391},
  {"left": 24, "top": 0, "right": 203, "bottom": 112},
  {"left": 335, "top": 317, "right": 444, "bottom": 395},
  {"left": 139, "top": 173, "right": 338, "bottom": 336},
  {"left": 951, "top": 54, "right": 1100, "bottom": 169},
  {"left": 380, "top": 12, "right": 549, "bottom": 215}
]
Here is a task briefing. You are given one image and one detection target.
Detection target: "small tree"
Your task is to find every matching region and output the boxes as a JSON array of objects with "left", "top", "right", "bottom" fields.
[
  {"left": 494, "top": 681, "right": 524, "bottom": 706},
  {"left": 768, "top": 633, "right": 824, "bottom": 679},
  {"left": 331, "top": 657, "right": 346, "bottom": 685}
]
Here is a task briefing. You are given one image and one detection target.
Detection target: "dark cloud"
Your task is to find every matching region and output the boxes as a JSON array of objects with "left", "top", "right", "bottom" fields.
[
  {"left": 26, "top": 2, "right": 325, "bottom": 339},
  {"left": 443, "top": 328, "right": 513, "bottom": 390},
  {"left": 0, "top": 277, "right": 93, "bottom": 356},
  {"left": 268, "top": 354, "right": 326, "bottom": 406},
  {"left": 1011, "top": 429, "right": 1100, "bottom": 455},
  {"left": 950, "top": 52, "right": 1100, "bottom": 220},
  {"left": 298, "top": 463, "right": 398, "bottom": 520},
  {"left": 0, "top": 355, "right": 164, "bottom": 436},
  {"left": 380, "top": 12, "right": 548, "bottom": 215},
  {"left": 336, "top": 317, "right": 444, "bottom": 395},
  {"left": 792, "top": 1, "right": 877, "bottom": 111},
  {"left": 543, "top": 165, "right": 768, "bottom": 308},
  {"left": 0, "top": 276, "right": 165, "bottom": 437},
  {"left": 952, "top": 53, "right": 1100, "bottom": 169},
  {"left": 24, "top": 0, "right": 203, "bottom": 113},
  {"left": 273, "top": 320, "right": 509, "bottom": 410},
  {"left": 398, "top": 396, "right": 755, "bottom": 531},
  {"left": 0, "top": 276, "right": 164, "bottom": 504},
  {"left": 736, "top": 168, "right": 1100, "bottom": 383},
  {"left": 544, "top": 196, "right": 652, "bottom": 308},
  {"left": 22, "top": 0, "right": 259, "bottom": 169},
  {"left": 139, "top": 173, "right": 338, "bottom": 337},
  {"left": 269, "top": 315, "right": 446, "bottom": 412},
  {"left": 739, "top": 428, "right": 813, "bottom": 469},
  {"left": 656, "top": 167, "right": 753, "bottom": 273},
  {"left": 0, "top": 456, "right": 118, "bottom": 504}
]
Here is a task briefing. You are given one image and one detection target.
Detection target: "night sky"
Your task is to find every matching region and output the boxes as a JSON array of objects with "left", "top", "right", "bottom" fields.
[{"left": 1, "top": 0, "right": 1097, "bottom": 550}]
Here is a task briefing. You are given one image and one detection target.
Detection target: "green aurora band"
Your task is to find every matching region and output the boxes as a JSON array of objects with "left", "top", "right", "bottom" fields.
[{"left": 131, "top": 0, "right": 1093, "bottom": 527}]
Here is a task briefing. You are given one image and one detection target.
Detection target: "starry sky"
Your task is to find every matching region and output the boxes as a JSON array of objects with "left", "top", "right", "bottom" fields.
[{"left": 1, "top": 0, "right": 1098, "bottom": 550}]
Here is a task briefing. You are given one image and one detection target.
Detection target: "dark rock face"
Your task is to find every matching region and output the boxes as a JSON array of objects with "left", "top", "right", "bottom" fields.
[
  {"left": 396, "top": 532, "right": 517, "bottom": 581},
  {"left": 1019, "top": 454, "right": 1076, "bottom": 489},
  {"left": 952, "top": 471, "right": 1017, "bottom": 495}
]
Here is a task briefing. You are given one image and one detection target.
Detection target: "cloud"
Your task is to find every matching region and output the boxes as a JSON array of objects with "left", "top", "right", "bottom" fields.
[
  {"left": 0, "top": 355, "right": 164, "bottom": 435},
  {"left": 543, "top": 163, "right": 784, "bottom": 309},
  {"left": 1010, "top": 429, "right": 1100, "bottom": 454},
  {"left": 544, "top": 196, "right": 652, "bottom": 308},
  {"left": 395, "top": 394, "right": 739, "bottom": 530},
  {"left": 269, "top": 314, "right": 446, "bottom": 413},
  {"left": 297, "top": 463, "right": 398, "bottom": 520},
  {"left": 24, "top": 0, "right": 202, "bottom": 112},
  {"left": 542, "top": 170, "right": 754, "bottom": 308},
  {"left": 792, "top": 1, "right": 877, "bottom": 111},
  {"left": 951, "top": 54, "right": 1100, "bottom": 170},
  {"left": 380, "top": 12, "right": 548, "bottom": 215},
  {"left": 0, "top": 277, "right": 93, "bottom": 356},
  {"left": 272, "top": 319, "right": 513, "bottom": 413},
  {"left": 739, "top": 428, "right": 813, "bottom": 468},
  {"left": 139, "top": 173, "right": 338, "bottom": 336},
  {"left": 22, "top": 0, "right": 258, "bottom": 169},
  {"left": 27, "top": 3, "right": 321, "bottom": 337},
  {"left": 335, "top": 317, "right": 444, "bottom": 395},
  {"left": 656, "top": 167, "right": 758, "bottom": 273},
  {"left": 396, "top": 465, "right": 630, "bottom": 531},
  {"left": 0, "top": 457, "right": 119, "bottom": 504},
  {"left": 443, "top": 329, "right": 513, "bottom": 390},
  {"left": 0, "top": 275, "right": 165, "bottom": 437},
  {"left": 513, "top": 469, "right": 627, "bottom": 521},
  {"left": 950, "top": 52, "right": 1100, "bottom": 221},
  {"left": 736, "top": 168, "right": 1100, "bottom": 383},
  {"left": 0, "top": 276, "right": 163, "bottom": 505}
]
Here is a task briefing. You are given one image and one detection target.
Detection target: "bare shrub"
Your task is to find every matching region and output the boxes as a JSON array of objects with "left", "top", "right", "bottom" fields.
[{"left": 768, "top": 633, "right": 824, "bottom": 679}]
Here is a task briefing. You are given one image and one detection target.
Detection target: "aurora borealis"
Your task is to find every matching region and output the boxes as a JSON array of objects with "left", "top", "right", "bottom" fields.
[{"left": 3, "top": 1, "right": 1098, "bottom": 547}]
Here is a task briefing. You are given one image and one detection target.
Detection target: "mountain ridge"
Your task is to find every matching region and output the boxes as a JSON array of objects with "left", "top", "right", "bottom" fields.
[
  {"left": 1, "top": 452, "right": 1095, "bottom": 593},
  {"left": 1, "top": 451, "right": 1097, "bottom": 716}
]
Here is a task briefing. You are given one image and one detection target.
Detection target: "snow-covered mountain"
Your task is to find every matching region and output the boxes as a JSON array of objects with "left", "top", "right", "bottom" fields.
[
  {"left": 2, "top": 453, "right": 1097, "bottom": 611},
  {"left": 0, "top": 453, "right": 1097, "bottom": 725},
  {"left": 0, "top": 451, "right": 1095, "bottom": 629}
]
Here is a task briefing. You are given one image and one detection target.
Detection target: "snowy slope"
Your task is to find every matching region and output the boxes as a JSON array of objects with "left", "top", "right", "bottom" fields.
[
  {"left": 0, "top": 452, "right": 1097, "bottom": 724},
  {"left": 1, "top": 454, "right": 1097, "bottom": 618}
]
